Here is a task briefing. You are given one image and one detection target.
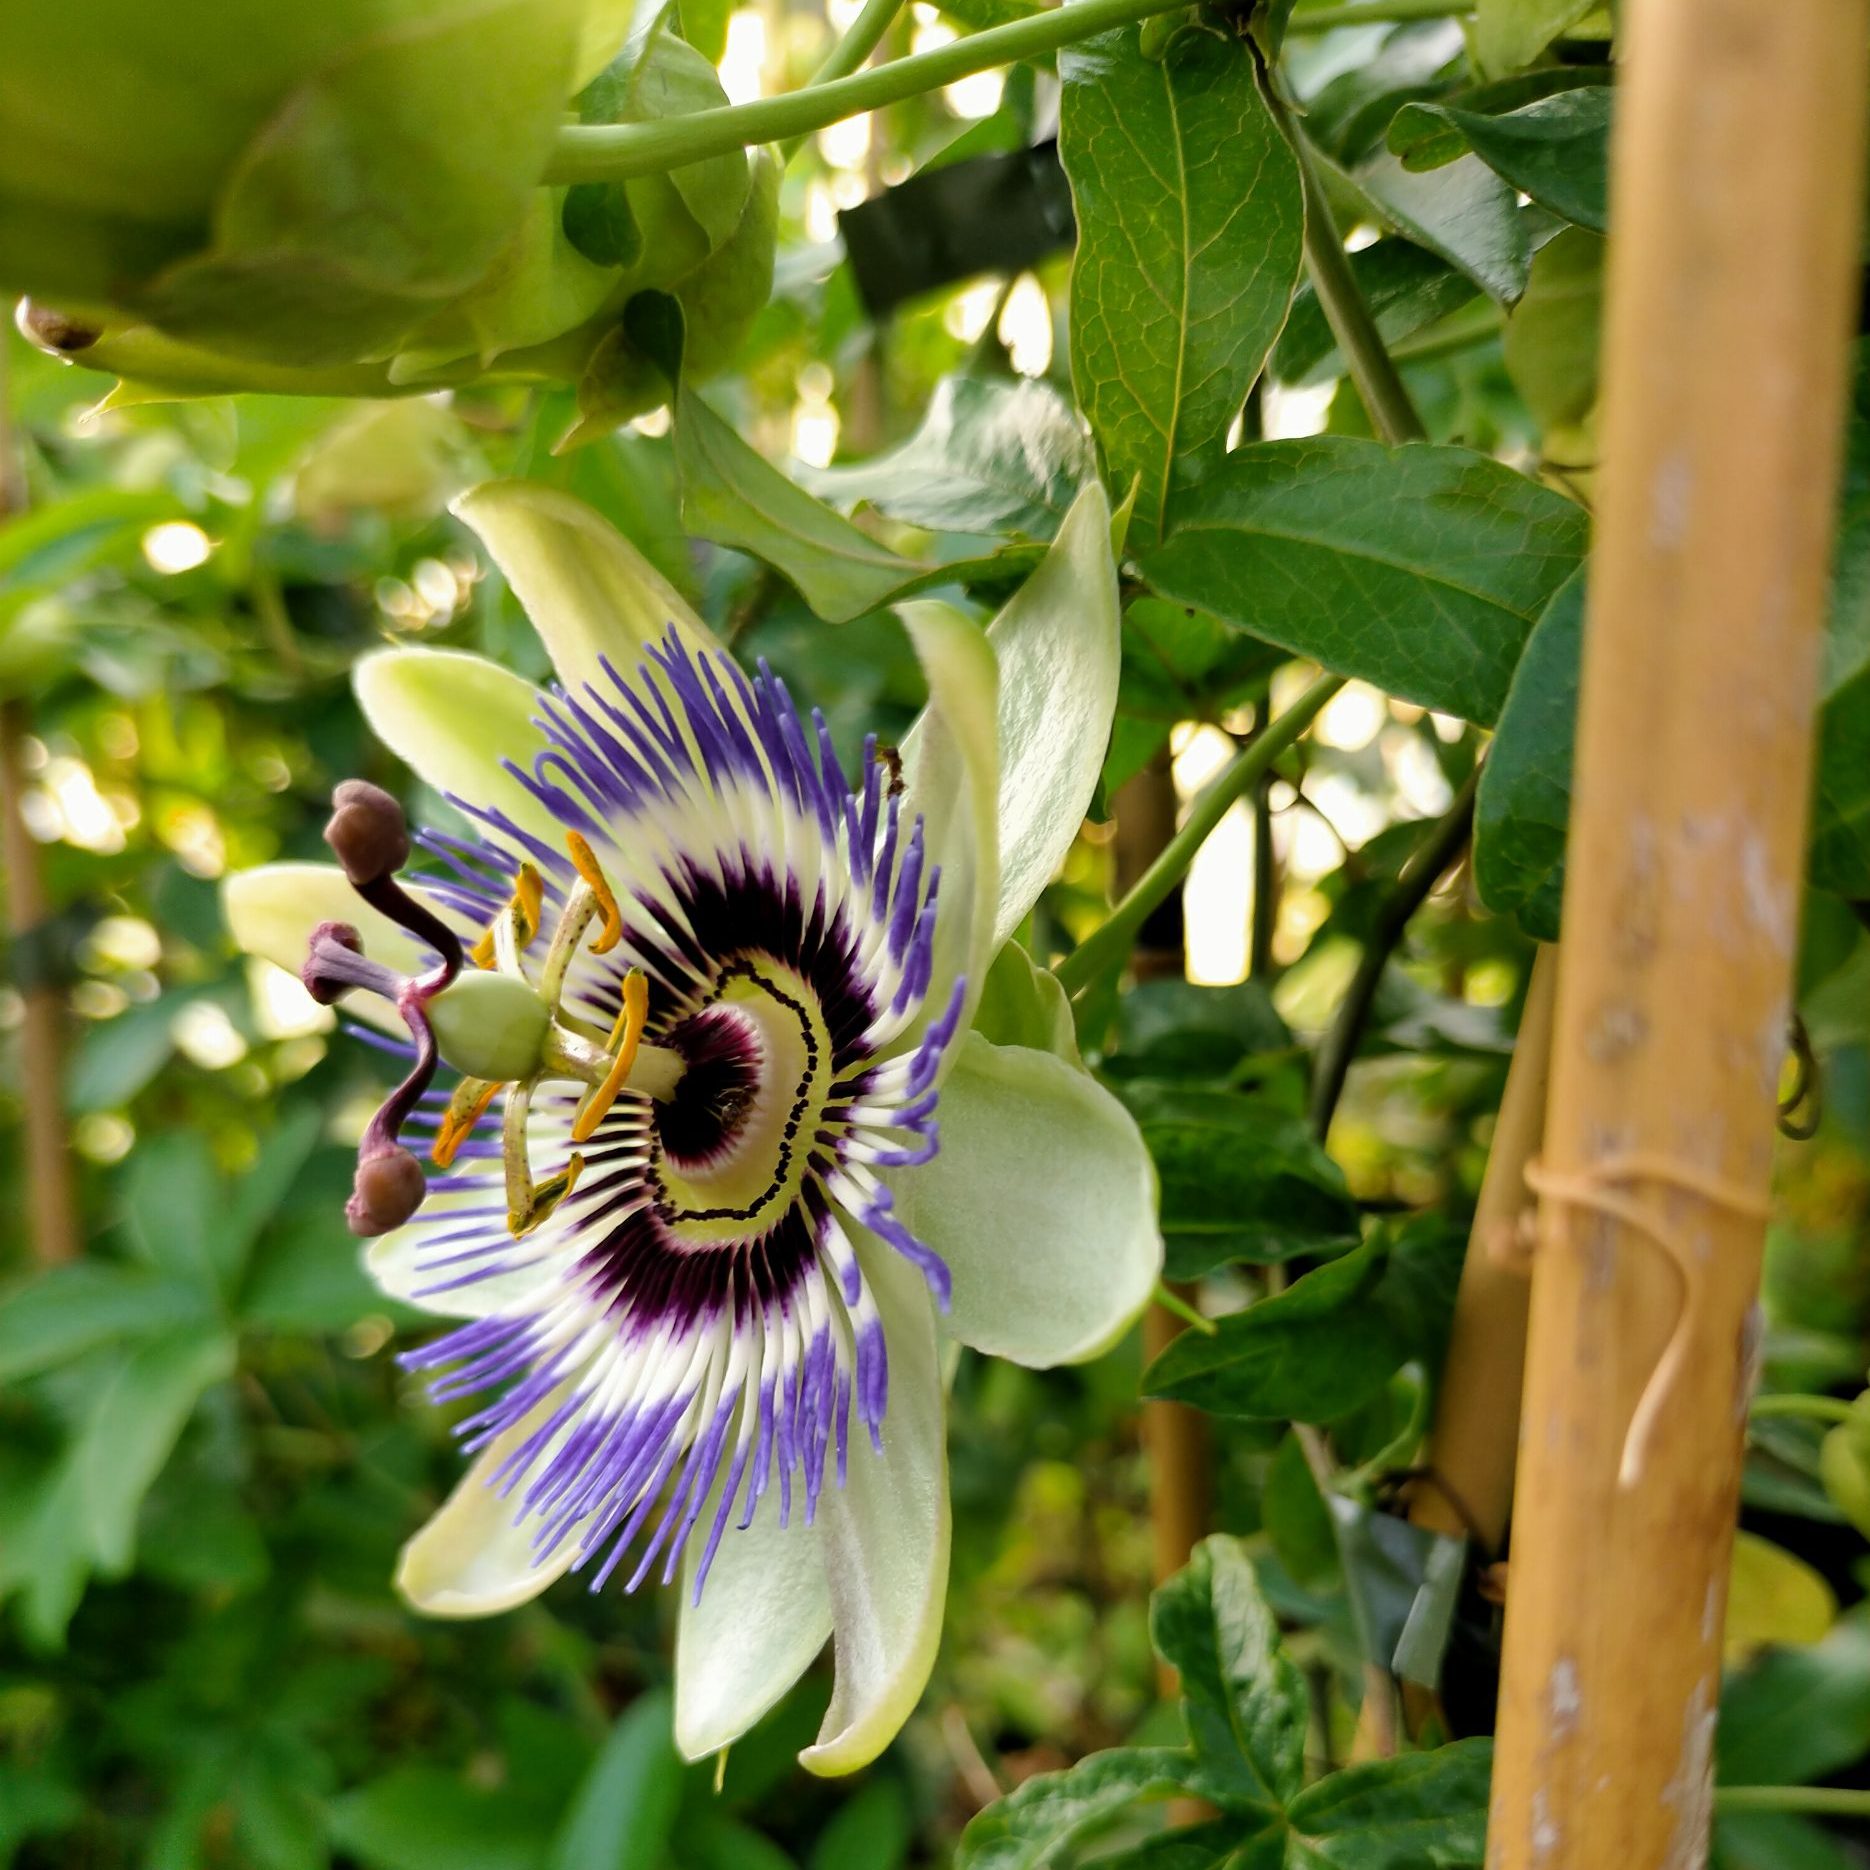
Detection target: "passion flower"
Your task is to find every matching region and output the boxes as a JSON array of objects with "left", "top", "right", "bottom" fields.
[{"left": 224, "top": 481, "right": 1160, "bottom": 1772}]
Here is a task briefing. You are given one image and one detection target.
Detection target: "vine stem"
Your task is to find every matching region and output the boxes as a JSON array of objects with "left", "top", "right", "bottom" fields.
[
  {"left": 547, "top": 0, "right": 1191, "bottom": 184},
  {"left": 1714, "top": 1788, "right": 1870, "bottom": 1818},
  {"left": 780, "top": 0, "right": 910, "bottom": 164},
  {"left": 1288, "top": 0, "right": 1469, "bottom": 27},
  {"left": 1750, "top": 1393, "right": 1857, "bottom": 1425},
  {"left": 1307, "top": 763, "right": 1479, "bottom": 1137},
  {"left": 1254, "top": 66, "right": 1427, "bottom": 449},
  {"left": 1055, "top": 673, "right": 1343, "bottom": 997}
]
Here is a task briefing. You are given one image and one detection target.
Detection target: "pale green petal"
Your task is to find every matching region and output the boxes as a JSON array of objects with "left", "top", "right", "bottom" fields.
[
  {"left": 222, "top": 861, "right": 468, "bottom": 1032},
  {"left": 396, "top": 1405, "right": 582, "bottom": 1617},
  {"left": 452, "top": 480, "right": 723, "bottom": 699},
  {"left": 673, "top": 1474, "right": 833, "bottom": 1761},
  {"left": 972, "top": 938, "right": 1082, "bottom": 1063},
  {"left": 986, "top": 481, "right": 1121, "bottom": 949},
  {"left": 896, "top": 602, "right": 1000, "bottom": 1046},
  {"left": 353, "top": 647, "right": 562, "bottom": 847},
  {"left": 893, "top": 1031, "right": 1162, "bottom": 1368},
  {"left": 800, "top": 1234, "right": 950, "bottom": 1777}
]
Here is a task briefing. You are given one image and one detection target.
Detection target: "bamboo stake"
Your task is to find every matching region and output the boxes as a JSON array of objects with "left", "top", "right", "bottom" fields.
[
  {"left": 0, "top": 350, "right": 80, "bottom": 1266},
  {"left": 1487, "top": 5, "right": 1869, "bottom": 1865},
  {"left": 1408, "top": 945, "right": 1556, "bottom": 1555}
]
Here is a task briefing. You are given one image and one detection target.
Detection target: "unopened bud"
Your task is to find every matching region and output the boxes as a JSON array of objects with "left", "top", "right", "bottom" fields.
[
  {"left": 346, "top": 1146, "right": 426, "bottom": 1237},
  {"left": 15, "top": 300, "right": 101, "bottom": 355},
  {"left": 325, "top": 779, "right": 410, "bottom": 884}
]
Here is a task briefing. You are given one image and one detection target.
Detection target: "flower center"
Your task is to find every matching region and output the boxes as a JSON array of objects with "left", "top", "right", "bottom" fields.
[{"left": 649, "top": 956, "right": 833, "bottom": 1244}]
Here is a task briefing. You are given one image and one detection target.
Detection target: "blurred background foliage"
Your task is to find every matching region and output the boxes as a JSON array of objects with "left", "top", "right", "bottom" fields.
[{"left": 3, "top": 3, "right": 1870, "bottom": 1867}]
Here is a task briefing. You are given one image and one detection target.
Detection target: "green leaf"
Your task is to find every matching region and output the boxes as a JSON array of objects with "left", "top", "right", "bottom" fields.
[
  {"left": 1474, "top": 0, "right": 1600, "bottom": 77},
  {"left": 955, "top": 1748, "right": 1194, "bottom": 1870},
  {"left": 1713, "top": 1814, "right": 1860, "bottom": 1870},
  {"left": 64, "top": 995, "right": 178, "bottom": 1113},
  {"left": 1151, "top": 1536, "right": 1306, "bottom": 1812},
  {"left": 680, "top": 1815, "right": 799, "bottom": 1870},
  {"left": 1389, "top": 87, "right": 1612, "bottom": 235},
  {"left": 76, "top": 1325, "right": 238, "bottom": 1573},
  {"left": 1138, "top": 438, "right": 1587, "bottom": 724},
  {"left": 801, "top": 375, "right": 1096, "bottom": 543},
  {"left": 1812, "top": 664, "right": 1870, "bottom": 895},
  {"left": 1273, "top": 243, "right": 1477, "bottom": 389},
  {"left": 548, "top": 1690, "right": 684, "bottom": 1870},
  {"left": 1819, "top": 1392, "right": 1870, "bottom": 1536},
  {"left": 1717, "top": 1618, "right": 1870, "bottom": 1787},
  {"left": 122, "top": 1131, "right": 225, "bottom": 1295},
  {"left": 0, "top": 1261, "right": 210, "bottom": 1383},
  {"left": 1099, "top": 1820, "right": 1286, "bottom": 1870},
  {"left": 1112, "top": 978, "right": 1290, "bottom": 1078},
  {"left": 807, "top": 1779, "right": 912, "bottom": 1870},
  {"left": 1059, "top": 22, "right": 1304, "bottom": 551},
  {"left": 674, "top": 386, "right": 929, "bottom": 620},
  {"left": 1144, "top": 1241, "right": 1405, "bottom": 1422},
  {"left": 1118, "top": 1084, "right": 1359, "bottom": 1277},
  {"left": 1284, "top": 1740, "right": 1493, "bottom": 1867},
  {"left": 223, "top": 1104, "right": 325, "bottom": 1284},
  {"left": 1502, "top": 228, "right": 1603, "bottom": 434},
  {"left": 1264, "top": 1433, "right": 1341, "bottom": 1591},
  {"left": 326, "top": 1767, "right": 557, "bottom": 1870},
  {"left": 1330, "top": 148, "right": 1531, "bottom": 307},
  {"left": 1470, "top": 566, "right": 1582, "bottom": 939}
]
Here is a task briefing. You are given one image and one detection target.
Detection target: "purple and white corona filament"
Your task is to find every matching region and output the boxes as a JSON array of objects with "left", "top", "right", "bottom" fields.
[{"left": 313, "top": 629, "right": 970, "bottom": 1602}]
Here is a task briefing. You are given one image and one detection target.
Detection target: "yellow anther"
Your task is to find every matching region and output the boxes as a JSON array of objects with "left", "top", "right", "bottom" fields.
[
  {"left": 470, "top": 862, "right": 544, "bottom": 969},
  {"left": 572, "top": 969, "right": 650, "bottom": 1144},
  {"left": 566, "top": 831, "right": 623, "bottom": 954},
  {"left": 431, "top": 1077, "right": 501, "bottom": 1168},
  {"left": 508, "top": 1151, "right": 584, "bottom": 1237}
]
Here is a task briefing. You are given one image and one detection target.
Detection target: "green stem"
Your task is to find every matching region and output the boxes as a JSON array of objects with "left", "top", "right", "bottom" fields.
[
  {"left": 1153, "top": 1282, "right": 1218, "bottom": 1336},
  {"left": 547, "top": 0, "right": 1188, "bottom": 184},
  {"left": 1714, "top": 1787, "right": 1870, "bottom": 1818},
  {"left": 1255, "top": 69, "right": 1427, "bottom": 447},
  {"left": 781, "top": 0, "right": 911, "bottom": 163},
  {"left": 1056, "top": 673, "right": 1344, "bottom": 996},
  {"left": 1750, "top": 1393, "right": 1857, "bottom": 1425},
  {"left": 1288, "top": 0, "right": 1470, "bottom": 28},
  {"left": 1307, "top": 764, "right": 1478, "bottom": 1138}
]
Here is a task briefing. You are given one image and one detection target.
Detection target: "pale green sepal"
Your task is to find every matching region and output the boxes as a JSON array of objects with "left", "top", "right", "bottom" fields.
[
  {"left": 396, "top": 1397, "right": 584, "bottom": 1617},
  {"left": 985, "top": 479, "right": 1121, "bottom": 950},
  {"left": 451, "top": 480, "right": 725, "bottom": 696},
  {"left": 892, "top": 1030, "right": 1162, "bottom": 1369},
  {"left": 896, "top": 601, "right": 1000, "bottom": 1056},
  {"left": 972, "top": 939, "right": 1081, "bottom": 1064},
  {"left": 222, "top": 860, "right": 469, "bottom": 1035},
  {"left": 673, "top": 1470, "right": 834, "bottom": 1761},
  {"left": 799, "top": 1235, "right": 950, "bottom": 1776},
  {"left": 353, "top": 646, "right": 561, "bottom": 847}
]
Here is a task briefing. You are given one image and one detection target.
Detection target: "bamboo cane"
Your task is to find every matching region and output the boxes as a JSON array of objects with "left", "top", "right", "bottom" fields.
[
  {"left": 1487, "top": 4, "right": 1870, "bottom": 1865},
  {"left": 1408, "top": 945, "right": 1556, "bottom": 1555}
]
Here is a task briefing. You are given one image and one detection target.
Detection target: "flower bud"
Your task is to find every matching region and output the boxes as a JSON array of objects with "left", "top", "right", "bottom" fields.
[
  {"left": 325, "top": 781, "right": 410, "bottom": 884},
  {"left": 427, "top": 969, "right": 553, "bottom": 1086},
  {"left": 347, "top": 1145, "right": 427, "bottom": 1237}
]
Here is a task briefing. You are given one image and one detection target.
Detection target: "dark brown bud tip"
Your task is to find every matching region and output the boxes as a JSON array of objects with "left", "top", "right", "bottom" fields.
[
  {"left": 325, "top": 780, "right": 410, "bottom": 884},
  {"left": 15, "top": 299, "right": 101, "bottom": 355},
  {"left": 346, "top": 1146, "right": 426, "bottom": 1237}
]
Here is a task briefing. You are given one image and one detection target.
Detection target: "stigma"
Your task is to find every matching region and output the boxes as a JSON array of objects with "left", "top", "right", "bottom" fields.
[{"left": 302, "top": 779, "right": 684, "bottom": 1239}]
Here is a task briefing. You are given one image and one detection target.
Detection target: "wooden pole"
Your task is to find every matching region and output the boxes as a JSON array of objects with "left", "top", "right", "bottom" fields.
[
  {"left": 0, "top": 347, "right": 80, "bottom": 1266},
  {"left": 1409, "top": 945, "right": 1556, "bottom": 1556},
  {"left": 1487, "top": 5, "right": 1869, "bottom": 1866}
]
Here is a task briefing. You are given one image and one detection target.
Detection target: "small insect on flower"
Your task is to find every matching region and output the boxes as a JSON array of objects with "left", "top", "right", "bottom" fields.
[{"left": 225, "top": 481, "right": 1160, "bottom": 1774}]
